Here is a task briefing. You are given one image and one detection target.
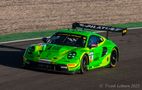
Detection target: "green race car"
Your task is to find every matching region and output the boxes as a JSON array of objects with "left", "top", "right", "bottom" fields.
[{"left": 23, "top": 22, "right": 127, "bottom": 74}]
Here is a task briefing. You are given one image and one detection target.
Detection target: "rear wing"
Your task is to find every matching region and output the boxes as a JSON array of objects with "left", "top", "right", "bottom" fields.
[{"left": 72, "top": 22, "right": 128, "bottom": 38}]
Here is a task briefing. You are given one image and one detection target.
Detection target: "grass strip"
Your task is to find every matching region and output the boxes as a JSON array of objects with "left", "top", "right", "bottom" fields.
[{"left": 0, "top": 22, "right": 142, "bottom": 42}]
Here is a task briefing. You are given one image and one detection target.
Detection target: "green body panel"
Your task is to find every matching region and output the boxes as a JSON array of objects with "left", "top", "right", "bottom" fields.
[{"left": 23, "top": 29, "right": 118, "bottom": 72}]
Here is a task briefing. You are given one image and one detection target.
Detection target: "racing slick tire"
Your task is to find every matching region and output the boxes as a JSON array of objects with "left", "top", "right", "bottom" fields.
[
  {"left": 109, "top": 48, "right": 119, "bottom": 68},
  {"left": 80, "top": 55, "right": 88, "bottom": 74}
]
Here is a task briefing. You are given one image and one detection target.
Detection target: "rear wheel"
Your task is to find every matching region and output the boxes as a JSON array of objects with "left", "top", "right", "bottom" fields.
[
  {"left": 80, "top": 55, "right": 88, "bottom": 74},
  {"left": 109, "top": 48, "right": 119, "bottom": 68}
]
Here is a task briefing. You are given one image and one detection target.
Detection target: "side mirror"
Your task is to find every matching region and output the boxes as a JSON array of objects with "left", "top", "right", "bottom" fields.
[
  {"left": 42, "top": 37, "right": 49, "bottom": 43},
  {"left": 89, "top": 44, "right": 98, "bottom": 49}
]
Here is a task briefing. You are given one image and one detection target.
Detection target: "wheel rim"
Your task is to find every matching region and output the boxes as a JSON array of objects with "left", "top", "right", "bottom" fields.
[
  {"left": 82, "top": 59, "right": 87, "bottom": 71},
  {"left": 111, "top": 51, "right": 117, "bottom": 65},
  {"left": 81, "top": 56, "right": 88, "bottom": 73}
]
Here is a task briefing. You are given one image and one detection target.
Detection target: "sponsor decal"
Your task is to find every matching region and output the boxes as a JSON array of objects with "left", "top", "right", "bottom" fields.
[{"left": 79, "top": 23, "right": 123, "bottom": 31}]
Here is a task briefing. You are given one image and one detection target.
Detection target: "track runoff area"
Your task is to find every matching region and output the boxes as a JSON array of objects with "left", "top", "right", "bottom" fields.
[
  {"left": 0, "top": 26, "right": 141, "bottom": 90},
  {"left": 0, "top": 26, "right": 142, "bottom": 44}
]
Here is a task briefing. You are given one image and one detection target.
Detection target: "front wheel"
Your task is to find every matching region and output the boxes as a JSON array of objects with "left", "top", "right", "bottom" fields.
[
  {"left": 109, "top": 48, "right": 119, "bottom": 68},
  {"left": 80, "top": 55, "right": 88, "bottom": 74}
]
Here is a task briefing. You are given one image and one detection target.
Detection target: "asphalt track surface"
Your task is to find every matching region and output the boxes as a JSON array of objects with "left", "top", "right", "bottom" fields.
[{"left": 0, "top": 29, "right": 142, "bottom": 90}]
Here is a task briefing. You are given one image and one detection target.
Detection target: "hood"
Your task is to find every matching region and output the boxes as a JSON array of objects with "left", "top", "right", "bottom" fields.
[{"left": 39, "top": 44, "right": 77, "bottom": 61}]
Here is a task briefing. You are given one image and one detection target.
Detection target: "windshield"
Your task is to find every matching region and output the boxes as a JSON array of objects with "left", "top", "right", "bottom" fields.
[{"left": 47, "top": 32, "right": 87, "bottom": 47}]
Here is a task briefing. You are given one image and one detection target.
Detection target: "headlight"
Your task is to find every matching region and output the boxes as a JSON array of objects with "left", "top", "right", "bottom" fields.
[
  {"left": 27, "top": 46, "right": 35, "bottom": 54},
  {"left": 67, "top": 52, "right": 77, "bottom": 59}
]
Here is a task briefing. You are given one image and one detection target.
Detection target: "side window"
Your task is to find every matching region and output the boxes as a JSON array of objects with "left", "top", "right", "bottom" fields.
[
  {"left": 97, "top": 36, "right": 103, "bottom": 43},
  {"left": 88, "top": 35, "right": 103, "bottom": 46}
]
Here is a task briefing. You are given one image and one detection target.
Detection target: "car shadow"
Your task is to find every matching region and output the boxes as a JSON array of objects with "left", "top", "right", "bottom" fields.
[
  {"left": 0, "top": 45, "right": 24, "bottom": 68},
  {"left": 0, "top": 45, "right": 71, "bottom": 75}
]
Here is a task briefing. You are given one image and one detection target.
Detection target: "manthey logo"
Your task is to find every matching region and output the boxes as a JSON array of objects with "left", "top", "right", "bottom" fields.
[{"left": 79, "top": 23, "right": 123, "bottom": 31}]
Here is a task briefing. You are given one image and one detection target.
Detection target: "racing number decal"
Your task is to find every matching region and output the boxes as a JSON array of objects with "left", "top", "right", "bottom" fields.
[{"left": 89, "top": 52, "right": 94, "bottom": 62}]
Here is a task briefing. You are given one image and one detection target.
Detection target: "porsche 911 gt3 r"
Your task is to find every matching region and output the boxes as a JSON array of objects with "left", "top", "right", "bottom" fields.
[{"left": 23, "top": 22, "right": 127, "bottom": 74}]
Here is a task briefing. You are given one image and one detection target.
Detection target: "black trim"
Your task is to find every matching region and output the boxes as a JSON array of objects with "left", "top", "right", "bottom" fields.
[
  {"left": 102, "top": 47, "right": 107, "bottom": 57},
  {"left": 72, "top": 22, "right": 128, "bottom": 38},
  {"left": 28, "top": 61, "right": 68, "bottom": 72}
]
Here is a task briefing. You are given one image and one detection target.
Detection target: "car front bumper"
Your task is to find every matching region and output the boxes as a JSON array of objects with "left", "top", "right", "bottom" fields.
[{"left": 27, "top": 60, "right": 67, "bottom": 70}]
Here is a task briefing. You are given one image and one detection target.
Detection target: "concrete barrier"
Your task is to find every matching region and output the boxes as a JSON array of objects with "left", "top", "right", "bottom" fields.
[{"left": 0, "top": 0, "right": 142, "bottom": 34}]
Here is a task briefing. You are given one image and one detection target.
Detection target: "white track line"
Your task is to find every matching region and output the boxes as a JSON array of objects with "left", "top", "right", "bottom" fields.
[
  {"left": 128, "top": 27, "right": 142, "bottom": 30},
  {"left": 0, "top": 27, "right": 141, "bottom": 44}
]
